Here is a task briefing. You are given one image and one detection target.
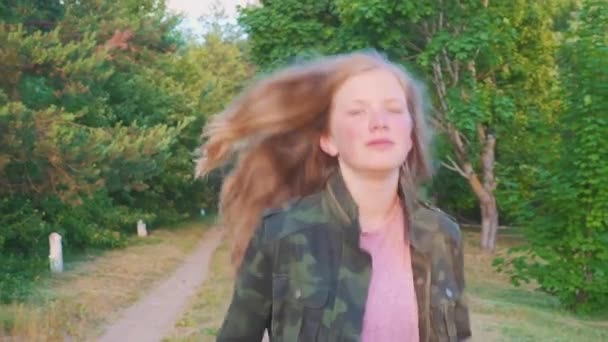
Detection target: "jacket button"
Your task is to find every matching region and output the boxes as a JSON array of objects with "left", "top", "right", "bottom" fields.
[
  {"left": 295, "top": 289, "right": 302, "bottom": 299},
  {"left": 445, "top": 288, "right": 453, "bottom": 298}
]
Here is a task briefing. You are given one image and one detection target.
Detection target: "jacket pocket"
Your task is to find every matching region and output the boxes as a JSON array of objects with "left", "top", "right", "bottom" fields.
[
  {"left": 297, "top": 283, "right": 328, "bottom": 342},
  {"left": 271, "top": 274, "right": 329, "bottom": 341}
]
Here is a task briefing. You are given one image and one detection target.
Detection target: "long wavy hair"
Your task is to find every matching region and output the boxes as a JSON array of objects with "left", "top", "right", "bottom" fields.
[{"left": 195, "top": 51, "right": 433, "bottom": 268}]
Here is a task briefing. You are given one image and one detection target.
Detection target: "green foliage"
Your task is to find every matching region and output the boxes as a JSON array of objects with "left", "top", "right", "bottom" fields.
[
  {"left": 0, "top": 197, "right": 49, "bottom": 258},
  {"left": 0, "top": 255, "right": 46, "bottom": 303},
  {"left": 239, "top": 0, "right": 561, "bottom": 223},
  {"left": 240, "top": 0, "right": 608, "bottom": 312},
  {"left": 0, "top": 0, "right": 251, "bottom": 302},
  {"left": 239, "top": 0, "right": 342, "bottom": 69},
  {"left": 0, "top": 0, "right": 64, "bottom": 27},
  {"left": 495, "top": 0, "right": 608, "bottom": 313}
]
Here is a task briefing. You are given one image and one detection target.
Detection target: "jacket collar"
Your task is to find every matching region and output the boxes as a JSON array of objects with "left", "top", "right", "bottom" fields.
[{"left": 321, "top": 170, "right": 435, "bottom": 254}]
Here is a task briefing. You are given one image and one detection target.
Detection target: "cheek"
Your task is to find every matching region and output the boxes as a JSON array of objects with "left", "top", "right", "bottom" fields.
[
  {"left": 332, "top": 120, "right": 364, "bottom": 150},
  {"left": 342, "top": 124, "right": 363, "bottom": 144},
  {"left": 395, "top": 116, "right": 414, "bottom": 146}
]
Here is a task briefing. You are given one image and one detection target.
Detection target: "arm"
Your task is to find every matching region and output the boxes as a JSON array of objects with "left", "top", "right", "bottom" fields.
[
  {"left": 436, "top": 210, "right": 472, "bottom": 341},
  {"left": 452, "top": 224, "right": 472, "bottom": 341},
  {"left": 216, "top": 225, "right": 273, "bottom": 342}
]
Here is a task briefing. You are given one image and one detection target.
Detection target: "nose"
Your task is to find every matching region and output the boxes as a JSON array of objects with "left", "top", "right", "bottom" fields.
[{"left": 369, "top": 109, "right": 389, "bottom": 131}]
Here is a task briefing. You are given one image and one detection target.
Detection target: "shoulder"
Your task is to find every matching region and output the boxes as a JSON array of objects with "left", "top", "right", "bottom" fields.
[
  {"left": 414, "top": 201, "right": 463, "bottom": 244},
  {"left": 258, "top": 192, "right": 328, "bottom": 242}
]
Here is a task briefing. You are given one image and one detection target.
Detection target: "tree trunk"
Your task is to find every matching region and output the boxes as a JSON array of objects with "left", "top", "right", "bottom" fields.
[
  {"left": 468, "top": 176, "right": 499, "bottom": 253},
  {"left": 429, "top": 54, "right": 500, "bottom": 253},
  {"left": 442, "top": 125, "right": 499, "bottom": 253},
  {"left": 480, "top": 194, "right": 499, "bottom": 252},
  {"left": 479, "top": 131, "right": 498, "bottom": 252}
]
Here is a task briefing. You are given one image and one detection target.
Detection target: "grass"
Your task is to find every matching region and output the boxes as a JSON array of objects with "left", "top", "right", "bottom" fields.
[
  {"left": 462, "top": 232, "right": 608, "bottom": 341},
  {"left": 0, "top": 219, "right": 213, "bottom": 341},
  {"left": 165, "top": 230, "right": 608, "bottom": 342}
]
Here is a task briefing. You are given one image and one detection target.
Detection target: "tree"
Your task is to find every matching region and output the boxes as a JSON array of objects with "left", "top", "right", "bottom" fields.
[
  {"left": 239, "top": 0, "right": 341, "bottom": 69},
  {"left": 239, "top": 0, "right": 561, "bottom": 252},
  {"left": 0, "top": 1, "right": 187, "bottom": 302},
  {"left": 0, "top": 20, "right": 189, "bottom": 253},
  {"left": 0, "top": 0, "right": 256, "bottom": 303},
  {"left": 497, "top": 0, "right": 608, "bottom": 312},
  {"left": 0, "top": 0, "right": 64, "bottom": 28},
  {"left": 0, "top": 0, "right": 254, "bottom": 250}
]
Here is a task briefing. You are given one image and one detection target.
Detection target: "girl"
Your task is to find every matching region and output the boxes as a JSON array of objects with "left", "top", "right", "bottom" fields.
[{"left": 196, "top": 51, "right": 471, "bottom": 342}]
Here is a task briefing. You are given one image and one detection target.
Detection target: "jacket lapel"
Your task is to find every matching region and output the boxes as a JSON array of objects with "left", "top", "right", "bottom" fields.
[{"left": 322, "top": 170, "right": 433, "bottom": 341}]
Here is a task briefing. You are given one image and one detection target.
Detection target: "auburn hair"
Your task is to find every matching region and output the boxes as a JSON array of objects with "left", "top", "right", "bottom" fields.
[{"left": 195, "top": 50, "right": 433, "bottom": 268}]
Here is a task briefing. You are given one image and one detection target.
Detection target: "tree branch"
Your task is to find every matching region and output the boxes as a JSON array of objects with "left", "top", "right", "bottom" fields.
[
  {"left": 442, "top": 156, "right": 468, "bottom": 178},
  {"left": 438, "top": 0, "right": 444, "bottom": 31},
  {"left": 430, "top": 115, "right": 447, "bottom": 132},
  {"left": 432, "top": 58, "right": 450, "bottom": 115},
  {"left": 442, "top": 48, "right": 458, "bottom": 85},
  {"left": 422, "top": 21, "right": 432, "bottom": 42},
  {"left": 403, "top": 40, "right": 424, "bottom": 53},
  {"left": 477, "top": 123, "right": 486, "bottom": 145},
  {"left": 458, "top": 130, "right": 471, "bottom": 147},
  {"left": 447, "top": 123, "right": 466, "bottom": 158}
]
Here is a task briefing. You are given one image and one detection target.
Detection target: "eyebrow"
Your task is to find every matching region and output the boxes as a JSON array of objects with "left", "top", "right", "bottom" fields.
[
  {"left": 347, "top": 97, "right": 406, "bottom": 105},
  {"left": 384, "top": 98, "right": 407, "bottom": 105}
]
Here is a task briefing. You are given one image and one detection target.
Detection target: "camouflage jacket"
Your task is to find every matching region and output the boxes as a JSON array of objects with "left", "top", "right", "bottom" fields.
[{"left": 217, "top": 172, "right": 471, "bottom": 342}]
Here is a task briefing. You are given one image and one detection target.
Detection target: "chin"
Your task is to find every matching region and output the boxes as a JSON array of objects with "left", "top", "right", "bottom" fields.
[
  {"left": 358, "top": 160, "right": 404, "bottom": 174},
  {"left": 341, "top": 154, "right": 406, "bottom": 175},
  {"left": 367, "top": 154, "right": 405, "bottom": 167}
]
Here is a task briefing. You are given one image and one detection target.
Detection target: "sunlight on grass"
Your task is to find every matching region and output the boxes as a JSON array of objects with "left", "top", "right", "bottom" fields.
[
  {"left": 464, "top": 231, "right": 608, "bottom": 342},
  {"left": 0, "top": 220, "right": 211, "bottom": 341}
]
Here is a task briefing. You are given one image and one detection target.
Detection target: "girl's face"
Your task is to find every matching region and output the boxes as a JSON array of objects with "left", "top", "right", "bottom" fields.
[{"left": 321, "top": 68, "right": 414, "bottom": 176}]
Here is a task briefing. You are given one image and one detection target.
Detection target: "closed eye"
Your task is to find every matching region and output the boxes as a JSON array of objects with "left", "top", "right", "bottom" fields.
[
  {"left": 384, "top": 98, "right": 407, "bottom": 114},
  {"left": 347, "top": 108, "right": 365, "bottom": 116},
  {"left": 386, "top": 106, "right": 406, "bottom": 114}
]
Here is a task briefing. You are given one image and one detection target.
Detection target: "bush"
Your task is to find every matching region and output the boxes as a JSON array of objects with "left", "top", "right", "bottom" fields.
[
  {"left": 0, "top": 256, "right": 46, "bottom": 303},
  {"left": 0, "top": 191, "right": 154, "bottom": 303},
  {"left": 41, "top": 191, "right": 155, "bottom": 250},
  {"left": 495, "top": 0, "right": 608, "bottom": 313},
  {"left": 0, "top": 197, "right": 50, "bottom": 257}
]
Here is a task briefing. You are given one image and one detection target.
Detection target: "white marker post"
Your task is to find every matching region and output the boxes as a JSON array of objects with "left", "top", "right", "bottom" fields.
[
  {"left": 137, "top": 219, "right": 148, "bottom": 237},
  {"left": 49, "top": 232, "right": 63, "bottom": 273}
]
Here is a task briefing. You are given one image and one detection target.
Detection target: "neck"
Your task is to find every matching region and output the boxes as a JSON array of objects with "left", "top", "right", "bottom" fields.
[{"left": 339, "top": 163, "right": 401, "bottom": 233}]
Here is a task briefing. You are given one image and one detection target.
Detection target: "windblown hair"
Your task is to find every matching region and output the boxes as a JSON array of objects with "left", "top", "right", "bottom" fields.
[{"left": 195, "top": 51, "right": 433, "bottom": 268}]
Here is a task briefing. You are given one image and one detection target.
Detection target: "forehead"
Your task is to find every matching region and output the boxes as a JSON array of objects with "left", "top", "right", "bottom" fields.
[{"left": 332, "top": 68, "right": 406, "bottom": 105}]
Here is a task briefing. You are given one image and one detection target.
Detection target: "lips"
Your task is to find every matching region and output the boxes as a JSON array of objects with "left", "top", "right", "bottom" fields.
[
  {"left": 365, "top": 139, "right": 395, "bottom": 149},
  {"left": 366, "top": 138, "right": 394, "bottom": 147}
]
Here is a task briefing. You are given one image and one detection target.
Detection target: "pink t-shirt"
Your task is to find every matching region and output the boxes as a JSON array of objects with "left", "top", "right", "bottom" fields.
[{"left": 359, "top": 202, "right": 419, "bottom": 342}]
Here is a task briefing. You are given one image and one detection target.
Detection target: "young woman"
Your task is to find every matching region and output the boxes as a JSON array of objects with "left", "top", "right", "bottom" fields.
[{"left": 196, "top": 51, "right": 471, "bottom": 342}]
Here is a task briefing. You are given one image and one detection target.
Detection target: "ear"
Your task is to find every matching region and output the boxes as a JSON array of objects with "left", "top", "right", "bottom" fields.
[{"left": 319, "top": 133, "right": 338, "bottom": 157}]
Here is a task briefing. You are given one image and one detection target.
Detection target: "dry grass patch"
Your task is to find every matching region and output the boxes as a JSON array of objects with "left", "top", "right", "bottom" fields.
[{"left": 0, "top": 220, "right": 210, "bottom": 341}]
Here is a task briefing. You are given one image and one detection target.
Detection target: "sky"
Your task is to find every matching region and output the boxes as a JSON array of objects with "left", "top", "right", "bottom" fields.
[
  {"left": 166, "top": 0, "right": 255, "bottom": 20},
  {"left": 166, "top": 0, "right": 257, "bottom": 37}
]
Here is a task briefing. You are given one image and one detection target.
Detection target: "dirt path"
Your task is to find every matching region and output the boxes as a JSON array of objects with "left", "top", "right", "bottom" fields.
[{"left": 98, "top": 227, "right": 223, "bottom": 342}]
